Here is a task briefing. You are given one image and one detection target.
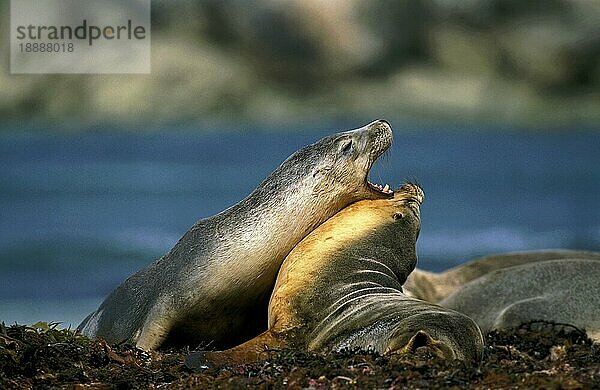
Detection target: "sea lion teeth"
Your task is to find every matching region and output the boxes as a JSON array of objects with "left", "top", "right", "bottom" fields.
[
  {"left": 367, "top": 181, "right": 391, "bottom": 195},
  {"left": 383, "top": 184, "right": 389, "bottom": 192},
  {"left": 78, "top": 119, "right": 395, "bottom": 351}
]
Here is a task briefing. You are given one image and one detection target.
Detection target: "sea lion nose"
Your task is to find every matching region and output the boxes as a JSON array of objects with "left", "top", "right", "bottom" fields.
[
  {"left": 397, "top": 184, "right": 425, "bottom": 205},
  {"left": 370, "top": 119, "right": 392, "bottom": 133},
  {"left": 350, "top": 119, "right": 391, "bottom": 135},
  {"left": 375, "top": 119, "right": 391, "bottom": 128},
  {"left": 366, "top": 119, "right": 393, "bottom": 149}
]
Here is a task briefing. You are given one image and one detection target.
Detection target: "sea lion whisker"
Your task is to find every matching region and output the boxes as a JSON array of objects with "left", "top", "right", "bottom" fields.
[
  {"left": 352, "top": 269, "right": 400, "bottom": 284},
  {"left": 358, "top": 258, "right": 398, "bottom": 277}
]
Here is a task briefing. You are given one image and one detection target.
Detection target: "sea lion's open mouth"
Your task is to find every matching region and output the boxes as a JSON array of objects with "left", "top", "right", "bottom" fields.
[
  {"left": 360, "top": 119, "right": 394, "bottom": 198},
  {"left": 367, "top": 180, "right": 394, "bottom": 196}
]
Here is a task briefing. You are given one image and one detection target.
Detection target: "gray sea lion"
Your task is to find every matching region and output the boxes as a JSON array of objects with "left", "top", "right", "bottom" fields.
[
  {"left": 440, "top": 259, "right": 600, "bottom": 341},
  {"left": 186, "top": 184, "right": 484, "bottom": 369},
  {"left": 403, "top": 250, "right": 600, "bottom": 303},
  {"left": 403, "top": 250, "right": 600, "bottom": 340},
  {"left": 78, "top": 120, "right": 396, "bottom": 351}
]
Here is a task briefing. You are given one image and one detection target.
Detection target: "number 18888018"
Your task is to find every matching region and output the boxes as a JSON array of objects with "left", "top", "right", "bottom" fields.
[{"left": 19, "top": 42, "right": 74, "bottom": 52}]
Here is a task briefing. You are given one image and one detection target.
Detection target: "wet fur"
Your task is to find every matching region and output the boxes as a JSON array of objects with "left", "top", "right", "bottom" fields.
[
  {"left": 78, "top": 120, "right": 393, "bottom": 350},
  {"left": 186, "top": 185, "right": 484, "bottom": 369}
]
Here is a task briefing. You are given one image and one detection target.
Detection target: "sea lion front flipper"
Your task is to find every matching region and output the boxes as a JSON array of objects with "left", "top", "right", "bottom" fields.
[
  {"left": 135, "top": 307, "right": 172, "bottom": 351},
  {"left": 185, "top": 330, "right": 286, "bottom": 371}
]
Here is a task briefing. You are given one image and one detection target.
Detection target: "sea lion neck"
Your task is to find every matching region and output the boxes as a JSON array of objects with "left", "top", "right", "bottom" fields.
[
  {"left": 339, "top": 186, "right": 423, "bottom": 282},
  {"left": 219, "top": 177, "right": 347, "bottom": 253}
]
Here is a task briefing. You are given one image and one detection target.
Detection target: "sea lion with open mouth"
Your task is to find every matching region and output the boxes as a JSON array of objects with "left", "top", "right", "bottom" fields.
[
  {"left": 78, "top": 120, "right": 396, "bottom": 351},
  {"left": 186, "top": 184, "right": 484, "bottom": 369}
]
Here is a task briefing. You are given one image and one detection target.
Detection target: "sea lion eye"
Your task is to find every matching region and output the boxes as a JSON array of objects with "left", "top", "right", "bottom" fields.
[
  {"left": 393, "top": 212, "right": 404, "bottom": 220},
  {"left": 340, "top": 140, "right": 354, "bottom": 155}
]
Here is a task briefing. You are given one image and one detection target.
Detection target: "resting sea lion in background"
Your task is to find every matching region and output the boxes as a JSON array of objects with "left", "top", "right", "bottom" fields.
[
  {"left": 78, "top": 120, "right": 395, "bottom": 351},
  {"left": 440, "top": 258, "right": 600, "bottom": 341},
  {"left": 403, "top": 250, "right": 600, "bottom": 303},
  {"left": 186, "top": 184, "right": 484, "bottom": 369},
  {"left": 403, "top": 250, "right": 600, "bottom": 340}
]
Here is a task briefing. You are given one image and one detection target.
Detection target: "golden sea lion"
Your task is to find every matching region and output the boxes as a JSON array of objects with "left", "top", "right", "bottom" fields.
[
  {"left": 78, "top": 120, "right": 395, "bottom": 351},
  {"left": 186, "top": 184, "right": 484, "bottom": 369}
]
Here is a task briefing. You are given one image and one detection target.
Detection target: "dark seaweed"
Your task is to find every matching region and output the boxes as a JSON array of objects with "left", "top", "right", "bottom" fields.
[{"left": 1, "top": 321, "right": 598, "bottom": 389}]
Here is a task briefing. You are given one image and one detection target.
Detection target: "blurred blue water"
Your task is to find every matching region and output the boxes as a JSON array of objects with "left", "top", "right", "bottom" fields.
[{"left": 1, "top": 126, "right": 599, "bottom": 327}]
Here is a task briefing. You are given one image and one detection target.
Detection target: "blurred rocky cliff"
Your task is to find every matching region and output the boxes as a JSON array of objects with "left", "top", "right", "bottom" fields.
[{"left": 1, "top": 0, "right": 599, "bottom": 129}]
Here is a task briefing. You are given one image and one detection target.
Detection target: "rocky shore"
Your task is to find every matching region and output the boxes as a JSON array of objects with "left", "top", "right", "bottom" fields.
[{"left": 1, "top": 321, "right": 598, "bottom": 389}]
